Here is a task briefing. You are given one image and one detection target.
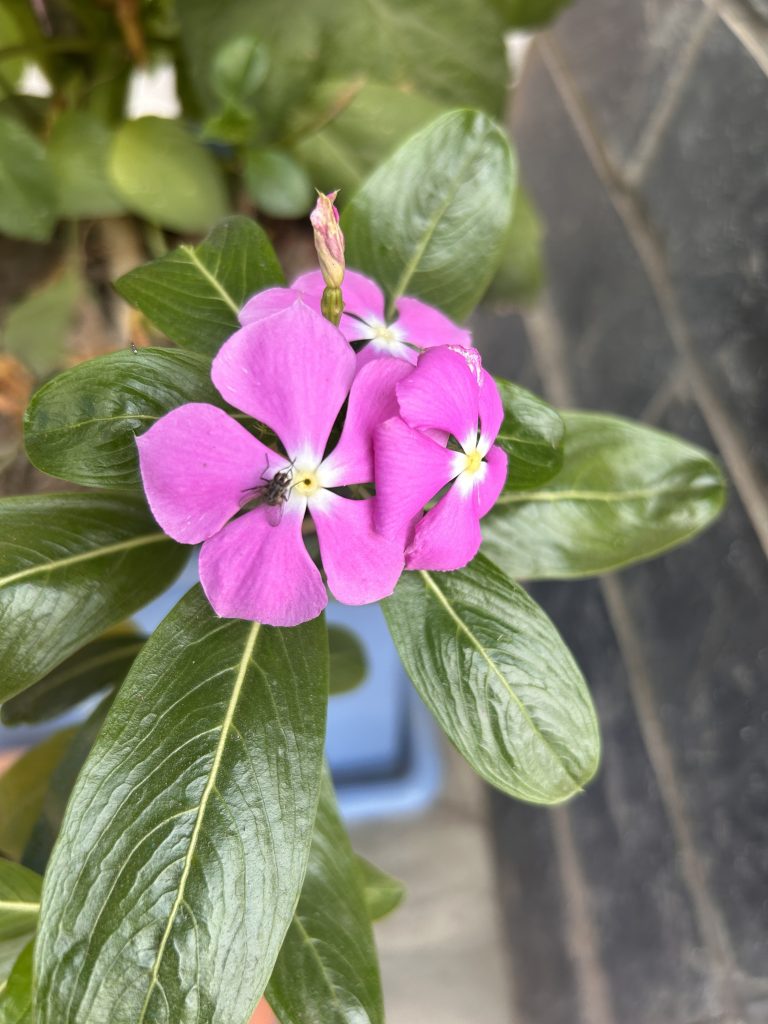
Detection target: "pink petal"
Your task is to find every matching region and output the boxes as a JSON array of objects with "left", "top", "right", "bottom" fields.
[
  {"left": 199, "top": 504, "right": 327, "bottom": 626},
  {"left": 136, "top": 403, "right": 278, "bottom": 545},
  {"left": 373, "top": 416, "right": 458, "bottom": 542},
  {"left": 292, "top": 269, "right": 386, "bottom": 344},
  {"left": 239, "top": 287, "right": 300, "bottom": 326},
  {"left": 355, "top": 344, "right": 418, "bottom": 371},
  {"left": 310, "top": 492, "right": 404, "bottom": 604},
  {"left": 394, "top": 297, "right": 472, "bottom": 351},
  {"left": 212, "top": 302, "right": 355, "bottom": 462},
  {"left": 405, "top": 483, "right": 482, "bottom": 571},
  {"left": 320, "top": 357, "right": 413, "bottom": 487},
  {"left": 476, "top": 445, "right": 508, "bottom": 517},
  {"left": 478, "top": 370, "right": 504, "bottom": 452},
  {"left": 396, "top": 346, "right": 480, "bottom": 448}
]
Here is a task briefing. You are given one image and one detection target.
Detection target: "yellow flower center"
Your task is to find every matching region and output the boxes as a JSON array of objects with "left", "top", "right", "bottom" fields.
[
  {"left": 372, "top": 324, "right": 398, "bottom": 344},
  {"left": 293, "top": 468, "right": 320, "bottom": 496},
  {"left": 464, "top": 449, "right": 483, "bottom": 474}
]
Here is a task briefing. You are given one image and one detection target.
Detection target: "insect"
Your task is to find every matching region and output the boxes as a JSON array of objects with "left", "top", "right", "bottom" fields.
[
  {"left": 130, "top": 342, "right": 139, "bottom": 354},
  {"left": 242, "top": 456, "right": 296, "bottom": 526}
]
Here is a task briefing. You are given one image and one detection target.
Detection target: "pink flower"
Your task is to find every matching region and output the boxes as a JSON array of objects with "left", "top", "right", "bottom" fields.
[
  {"left": 136, "top": 301, "right": 406, "bottom": 626},
  {"left": 373, "top": 346, "right": 508, "bottom": 571},
  {"left": 239, "top": 269, "right": 471, "bottom": 368}
]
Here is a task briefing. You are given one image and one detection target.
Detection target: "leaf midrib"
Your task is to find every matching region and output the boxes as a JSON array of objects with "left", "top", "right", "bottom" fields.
[
  {"left": 137, "top": 622, "right": 260, "bottom": 1024},
  {"left": 0, "top": 900, "right": 40, "bottom": 914},
  {"left": 495, "top": 483, "right": 717, "bottom": 505},
  {"left": 419, "top": 570, "right": 580, "bottom": 787},
  {"left": 0, "top": 533, "right": 171, "bottom": 589},
  {"left": 182, "top": 245, "right": 240, "bottom": 316}
]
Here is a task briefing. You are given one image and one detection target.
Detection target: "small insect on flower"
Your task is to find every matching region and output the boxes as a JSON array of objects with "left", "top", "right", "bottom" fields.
[{"left": 242, "top": 457, "right": 295, "bottom": 526}]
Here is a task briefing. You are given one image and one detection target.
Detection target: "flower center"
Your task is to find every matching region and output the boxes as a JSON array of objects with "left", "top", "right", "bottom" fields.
[
  {"left": 292, "top": 467, "right": 321, "bottom": 496},
  {"left": 368, "top": 317, "right": 404, "bottom": 348},
  {"left": 463, "top": 449, "right": 483, "bottom": 475}
]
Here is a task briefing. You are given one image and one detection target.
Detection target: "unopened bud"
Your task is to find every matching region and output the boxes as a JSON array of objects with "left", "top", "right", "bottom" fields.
[{"left": 310, "top": 190, "right": 345, "bottom": 291}]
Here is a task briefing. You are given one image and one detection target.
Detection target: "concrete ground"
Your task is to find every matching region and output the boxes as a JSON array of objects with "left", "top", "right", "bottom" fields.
[{"left": 353, "top": 747, "right": 513, "bottom": 1024}]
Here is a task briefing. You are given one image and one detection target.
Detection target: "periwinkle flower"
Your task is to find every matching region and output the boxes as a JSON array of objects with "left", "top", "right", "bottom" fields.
[
  {"left": 136, "top": 301, "right": 406, "bottom": 626},
  {"left": 239, "top": 269, "right": 471, "bottom": 368},
  {"left": 373, "top": 345, "right": 508, "bottom": 571}
]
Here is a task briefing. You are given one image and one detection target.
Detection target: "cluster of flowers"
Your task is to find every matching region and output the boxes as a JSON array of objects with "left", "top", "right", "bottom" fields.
[{"left": 138, "top": 205, "right": 507, "bottom": 626}]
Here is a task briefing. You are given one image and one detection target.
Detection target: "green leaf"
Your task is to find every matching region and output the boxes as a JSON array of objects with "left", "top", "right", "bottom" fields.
[
  {"left": 108, "top": 116, "right": 230, "bottom": 233},
  {"left": 2, "top": 267, "right": 82, "bottom": 377},
  {"left": 484, "top": 186, "right": 545, "bottom": 306},
  {"left": 0, "top": 731, "right": 74, "bottom": 860},
  {"left": 266, "top": 771, "right": 384, "bottom": 1024},
  {"left": 0, "top": 491, "right": 187, "bottom": 701},
  {"left": 0, "top": 115, "right": 57, "bottom": 242},
  {"left": 47, "top": 110, "right": 126, "bottom": 219},
  {"left": 294, "top": 79, "right": 445, "bottom": 196},
  {"left": 244, "top": 147, "right": 313, "bottom": 219},
  {"left": 383, "top": 557, "right": 600, "bottom": 804},
  {"left": 0, "top": 864, "right": 41, "bottom": 988},
  {"left": 210, "top": 34, "right": 269, "bottom": 111},
  {"left": 495, "top": 377, "right": 564, "bottom": 491},
  {"left": 35, "top": 586, "right": 328, "bottom": 1024},
  {"left": 328, "top": 625, "right": 367, "bottom": 695},
  {"left": 488, "top": 0, "right": 572, "bottom": 27},
  {"left": 1, "top": 632, "right": 142, "bottom": 726},
  {"left": 24, "top": 348, "right": 222, "bottom": 489},
  {"left": 23, "top": 695, "right": 115, "bottom": 875},
  {"left": 343, "top": 110, "right": 516, "bottom": 321},
  {"left": 114, "top": 216, "right": 284, "bottom": 354},
  {"left": 482, "top": 412, "right": 727, "bottom": 579},
  {"left": 355, "top": 855, "right": 405, "bottom": 921},
  {"left": 0, "top": 941, "right": 34, "bottom": 1024}
]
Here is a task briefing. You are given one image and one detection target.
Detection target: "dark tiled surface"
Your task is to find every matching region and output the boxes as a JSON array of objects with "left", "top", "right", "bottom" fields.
[
  {"left": 618, "top": 398, "right": 768, "bottom": 983},
  {"left": 489, "top": 796, "right": 581, "bottom": 1024},
  {"left": 532, "top": 578, "right": 720, "bottom": 1024},
  {"left": 489, "top": 4, "right": 768, "bottom": 1021},
  {"left": 639, "top": 18, "right": 768, "bottom": 480},
  {"left": 549, "top": 0, "right": 705, "bottom": 166},
  {"left": 512, "top": 54, "right": 677, "bottom": 419}
]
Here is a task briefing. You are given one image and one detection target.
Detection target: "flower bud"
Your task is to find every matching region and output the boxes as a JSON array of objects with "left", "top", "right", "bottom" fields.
[{"left": 310, "top": 190, "right": 345, "bottom": 290}]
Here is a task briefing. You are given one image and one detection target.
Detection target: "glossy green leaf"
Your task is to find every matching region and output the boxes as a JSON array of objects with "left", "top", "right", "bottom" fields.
[
  {"left": 2, "top": 267, "right": 81, "bottom": 376},
  {"left": 0, "top": 492, "right": 187, "bottom": 701},
  {"left": 1, "top": 633, "right": 142, "bottom": 726},
  {"left": 489, "top": 0, "right": 572, "bottom": 27},
  {"left": 482, "top": 412, "right": 727, "bottom": 579},
  {"left": 355, "top": 855, "right": 405, "bottom": 922},
  {"left": 115, "top": 216, "right": 284, "bottom": 354},
  {"left": 210, "top": 34, "right": 269, "bottom": 110},
  {"left": 0, "top": 940, "right": 34, "bottom": 1023},
  {"left": 244, "top": 147, "right": 313, "bottom": 219},
  {"left": 0, "top": 115, "right": 57, "bottom": 242},
  {"left": 24, "top": 348, "right": 221, "bottom": 489},
  {"left": 47, "top": 110, "right": 125, "bottom": 219},
  {"left": 484, "top": 186, "right": 544, "bottom": 306},
  {"left": 108, "top": 116, "right": 230, "bottom": 232},
  {"left": 0, "top": 731, "right": 74, "bottom": 860},
  {"left": 495, "top": 377, "right": 564, "bottom": 490},
  {"left": 0, "top": 863, "right": 40, "bottom": 988},
  {"left": 23, "top": 695, "right": 115, "bottom": 875},
  {"left": 294, "top": 79, "right": 445, "bottom": 196},
  {"left": 343, "top": 110, "right": 516, "bottom": 321},
  {"left": 266, "top": 771, "right": 384, "bottom": 1024},
  {"left": 383, "top": 557, "right": 600, "bottom": 803},
  {"left": 328, "top": 625, "right": 367, "bottom": 695},
  {"left": 35, "top": 586, "right": 328, "bottom": 1024}
]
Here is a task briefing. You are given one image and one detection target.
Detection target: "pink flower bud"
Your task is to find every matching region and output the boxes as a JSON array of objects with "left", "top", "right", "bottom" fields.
[{"left": 310, "top": 190, "right": 345, "bottom": 290}]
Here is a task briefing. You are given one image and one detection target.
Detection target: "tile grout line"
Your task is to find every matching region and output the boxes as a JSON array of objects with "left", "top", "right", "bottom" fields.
[
  {"left": 523, "top": 296, "right": 742, "bottom": 1023},
  {"left": 703, "top": 0, "right": 768, "bottom": 77},
  {"left": 550, "top": 806, "right": 617, "bottom": 1024},
  {"left": 537, "top": 35, "right": 768, "bottom": 565},
  {"left": 624, "top": 5, "right": 718, "bottom": 186}
]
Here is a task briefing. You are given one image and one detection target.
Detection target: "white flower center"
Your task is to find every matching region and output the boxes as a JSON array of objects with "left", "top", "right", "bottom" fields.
[
  {"left": 367, "top": 316, "right": 406, "bottom": 349},
  {"left": 292, "top": 466, "right": 321, "bottom": 497}
]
